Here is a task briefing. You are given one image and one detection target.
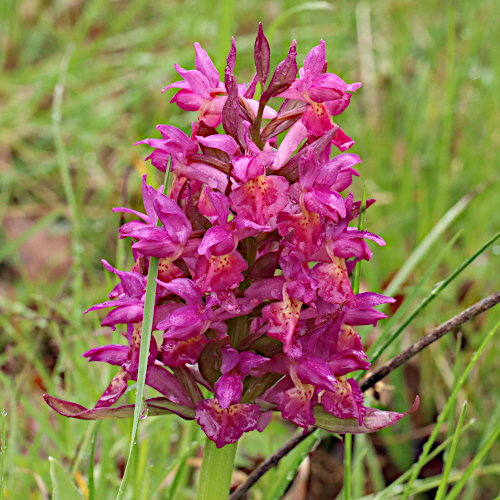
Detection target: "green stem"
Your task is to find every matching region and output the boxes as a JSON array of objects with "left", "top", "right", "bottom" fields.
[
  {"left": 197, "top": 438, "right": 237, "bottom": 500},
  {"left": 0, "top": 409, "right": 7, "bottom": 500},
  {"left": 52, "top": 46, "right": 83, "bottom": 324},
  {"left": 343, "top": 434, "right": 352, "bottom": 500},
  {"left": 344, "top": 182, "right": 366, "bottom": 500},
  {"left": 116, "top": 256, "right": 159, "bottom": 500},
  {"left": 116, "top": 159, "right": 171, "bottom": 500}
]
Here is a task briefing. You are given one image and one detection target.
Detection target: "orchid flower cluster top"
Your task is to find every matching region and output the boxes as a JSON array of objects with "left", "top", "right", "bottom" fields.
[{"left": 45, "top": 26, "right": 418, "bottom": 448}]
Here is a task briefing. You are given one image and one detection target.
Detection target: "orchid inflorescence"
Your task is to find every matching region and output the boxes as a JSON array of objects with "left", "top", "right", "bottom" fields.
[{"left": 45, "top": 25, "right": 418, "bottom": 449}]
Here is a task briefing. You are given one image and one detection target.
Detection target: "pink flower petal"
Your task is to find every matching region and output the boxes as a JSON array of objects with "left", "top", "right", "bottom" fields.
[
  {"left": 194, "top": 42, "right": 220, "bottom": 88},
  {"left": 195, "top": 399, "right": 261, "bottom": 448}
]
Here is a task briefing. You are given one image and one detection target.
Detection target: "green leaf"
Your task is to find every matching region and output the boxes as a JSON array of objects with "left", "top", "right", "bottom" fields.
[
  {"left": 401, "top": 319, "right": 500, "bottom": 499},
  {"left": 0, "top": 409, "right": 7, "bottom": 500},
  {"left": 44, "top": 395, "right": 195, "bottom": 421},
  {"left": 115, "top": 164, "right": 171, "bottom": 500},
  {"left": 49, "top": 457, "right": 83, "bottom": 500},
  {"left": 196, "top": 439, "right": 238, "bottom": 500},
  {"left": 383, "top": 187, "right": 483, "bottom": 298},
  {"left": 366, "top": 231, "right": 461, "bottom": 360},
  {"left": 267, "top": 429, "right": 323, "bottom": 500},
  {"left": 368, "top": 231, "right": 500, "bottom": 367},
  {"left": 445, "top": 417, "right": 500, "bottom": 500},
  {"left": 314, "top": 398, "right": 419, "bottom": 434},
  {"left": 434, "top": 401, "right": 467, "bottom": 500}
]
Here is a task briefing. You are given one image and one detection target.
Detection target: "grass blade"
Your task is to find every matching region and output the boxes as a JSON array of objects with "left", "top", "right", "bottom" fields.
[
  {"left": 167, "top": 422, "right": 199, "bottom": 500},
  {"left": 343, "top": 435, "right": 353, "bottom": 500},
  {"left": 267, "top": 429, "right": 323, "bottom": 500},
  {"left": 88, "top": 422, "right": 100, "bottom": 500},
  {"left": 462, "top": 399, "right": 500, "bottom": 499},
  {"left": 115, "top": 256, "right": 159, "bottom": 500},
  {"left": 140, "top": 460, "right": 153, "bottom": 500},
  {"left": 344, "top": 182, "right": 367, "bottom": 500},
  {"left": 445, "top": 418, "right": 500, "bottom": 500},
  {"left": 368, "top": 231, "right": 500, "bottom": 367},
  {"left": 383, "top": 188, "right": 481, "bottom": 298},
  {"left": 370, "top": 420, "right": 477, "bottom": 500},
  {"left": 149, "top": 437, "right": 204, "bottom": 495},
  {"left": 373, "top": 463, "right": 500, "bottom": 498},
  {"left": 115, "top": 164, "right": 171, "bottom": 499},
  {"left": 400, "top": 319, "right": 500, "bottom": 499},
  {"left": 434, "top": 401, "right": 467, "bottom": 500},
  {"left": 134, "top": 438, "right": 149, "bottom": 500},
  {"left": 71, "top": 421, "right": 98, "bottom": 476},
  {"left": 0, "top": 409, "right": 7, "bottom": 500},
  {"left": 49, "top": 457, "right": 83, "bottom": 500},
  {"left": 367, "top": 231, "right": 461, "bottom": 356}
]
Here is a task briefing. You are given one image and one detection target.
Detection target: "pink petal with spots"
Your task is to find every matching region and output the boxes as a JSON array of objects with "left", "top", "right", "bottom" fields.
[
  {"left": 263, "top": 296, "right": 302, "bottom": 355},
  {"left": 161, "top": 335, "right": 209, "bottom": 367},
  {"left": 276, "top": 383, "right": 316, "bottom": 429},
  {"left": 195, "top": 399, "right": 261, "bottom": 448},
  {"left": 94, "top": 369, "right": 130, "bottom": 408},
  {"left": 310, "top": 257, "right": 355, "bottom": 306},
  {"left": 314, "top": 397, "right": 420, "bottom": 434},
  {"left": 230, "top": 174, "right": 289, "bottom": 225},
  {"left": 277, "top": 210, "right": 324, "bottom": 258},
  {"left": 302, "top": 103, "right": 332, "bottom": 136},
  {"left": 195, "top": 250, "right": 248, "bottom": 292},
  {"left": 321, "top": 378, "right": 366, "bottom": 425}
]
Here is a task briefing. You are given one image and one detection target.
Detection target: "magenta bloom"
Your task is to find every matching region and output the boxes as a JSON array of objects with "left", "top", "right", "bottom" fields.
[
  {"left": 164, "top": 43, "right": 226, "bottom": 128},
  {"left": 277, "top": 39, "right": 360, "bottom": 146},
  {"left": 45, "top": 27, "right": 418, "bottom": 449}
]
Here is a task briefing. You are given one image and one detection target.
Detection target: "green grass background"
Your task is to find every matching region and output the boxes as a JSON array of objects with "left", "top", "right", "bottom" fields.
[{"left": 1, "top": 0, "right": 499, "bottom": 498}]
